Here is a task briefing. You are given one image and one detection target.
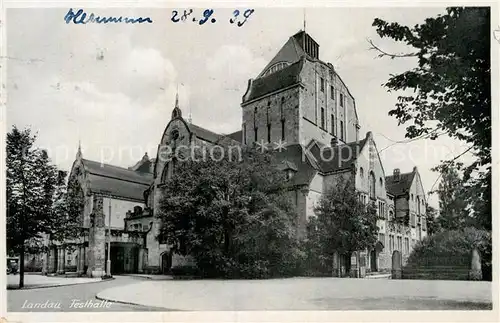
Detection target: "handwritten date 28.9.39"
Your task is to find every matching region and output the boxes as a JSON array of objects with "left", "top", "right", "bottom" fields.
[{"left": 171, "top": 9, "right": 255, "bottom": 27}]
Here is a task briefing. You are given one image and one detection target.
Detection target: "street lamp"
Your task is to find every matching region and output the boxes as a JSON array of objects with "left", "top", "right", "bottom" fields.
[{"left": 106, "top": 201, "right": 112, "bottom": 277}]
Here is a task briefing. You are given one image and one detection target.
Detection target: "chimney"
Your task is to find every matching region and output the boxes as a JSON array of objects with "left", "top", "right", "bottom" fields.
[
  {"left": 393, "top": 168, "right": 400, "bottom": 181},
  {"left": 330, "top": 137, "right": 338, "bottom": 147}
]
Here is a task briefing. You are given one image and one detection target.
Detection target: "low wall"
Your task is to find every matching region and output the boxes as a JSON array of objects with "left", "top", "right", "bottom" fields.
[
  {"left": 401, "top": 251, "right": 480, "bottom": 281},
  {"left": 402, "top": 266, "right": 470, "bottom": 280}
]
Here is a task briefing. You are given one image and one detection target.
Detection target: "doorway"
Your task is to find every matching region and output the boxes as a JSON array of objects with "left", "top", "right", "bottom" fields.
[
  {"left": 161, "top": 251, "right": 172, "bottom": 274},
  {"left": 370, "top": 249, "right": 378, "bottom": 272},
  {"left": 106, "top": 242, "right": 139, "bottom": 274}
]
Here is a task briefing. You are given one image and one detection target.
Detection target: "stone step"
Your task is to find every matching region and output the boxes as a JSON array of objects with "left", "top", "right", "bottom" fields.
[{"left": 365, "top": 272, "right": 391, "bottom": 279}]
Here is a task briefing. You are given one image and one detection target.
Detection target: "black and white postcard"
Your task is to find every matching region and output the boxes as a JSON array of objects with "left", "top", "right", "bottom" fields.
[{"left": 1, "top": 2, "right": 497, "bottom": 322}]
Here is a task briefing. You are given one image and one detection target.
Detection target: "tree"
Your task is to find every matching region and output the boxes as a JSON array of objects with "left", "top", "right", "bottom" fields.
[
  {"left": 6, "top": 126, "right": 76, "bottom": 288},
  {"left": 309, "top": 178, "right": 378, "bottom": 276},
  {"left": 50, "top": 171, "right": 84, "bottom": 243},
  {"left": 425, "top": 204, "right": 440, "bottom": 235},
  {"left": 156, "top": 147, "right": 303, "bottom": 278},
  {"left": 432, "top": 163, "right": 474, "bottom": 231},
  {"left": 371, "top": 7, "right": 491, "bottom": 230}
]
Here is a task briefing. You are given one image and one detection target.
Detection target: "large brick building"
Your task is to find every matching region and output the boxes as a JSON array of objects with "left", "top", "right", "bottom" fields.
[{"left": 43, "top": 30, "right": 427, "bottom": 277}]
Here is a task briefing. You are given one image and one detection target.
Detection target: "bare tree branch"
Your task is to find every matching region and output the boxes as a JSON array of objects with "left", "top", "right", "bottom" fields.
[{"left": 367, "top": 39, "right": 418, "bottom": 59}]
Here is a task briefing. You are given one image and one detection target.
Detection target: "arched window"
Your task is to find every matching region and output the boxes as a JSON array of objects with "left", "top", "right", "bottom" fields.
[
  {"left": 161, "top": 163, "right": 169, "bottom": 183},
  {"left": 161, "top": 160, "right": 175, "bottom": 183},
  {"left": 379, "top": 177, "right": 383, "bottom": 187},
  {"left": 254, "top": 107, "right": 258, "bottom": 142},
  {"left": 280, "top": 97, "right": 285, "bottom": 141},
  {"left": 266, "top": 101, "right": 271, "bottom": 123},
  {"left": 369, "top": 172, "right": 376, "bottom": 199},
  {"left": 389, "top": 210, "right": 394, "bottom": 221},
  {"left": 359, "top": 167, "right": 364, "bottom": 178},
  {"left": 280, "top": 97, "right": 285, "bottom": 119},
  {"left": 417, "top": 196, "right": 421, "bottom": 214},
  {"left": 267, "top": 102, "right": 271, "bottom": 142}
]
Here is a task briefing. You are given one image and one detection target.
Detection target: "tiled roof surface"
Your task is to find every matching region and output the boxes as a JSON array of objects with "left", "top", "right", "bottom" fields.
[
  {"left": 308, "top": 139, "right": 367, "bottom": 173},
  {"left": 385, "top": 172, "right": 415, "bottom": 196},
  {"left": 258, "top": 35, "right": 307, "bottom": 76},
  {"left": 245, "top": 59, "right": 304, "bottom": 102},
  {"left": 82, "top": 159, "right": 153, "bottom": 201},
  {"left": 189, "top": 123, "right": 223, "bottom": 143},
  {"left": 226, "top": 130, "right": 242, "bottom": 142}
]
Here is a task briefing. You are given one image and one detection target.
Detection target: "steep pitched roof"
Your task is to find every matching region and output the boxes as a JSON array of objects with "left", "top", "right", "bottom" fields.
[
  {"left": 128, "top": 153, "right": 154, "bottom": 174},
  {"left": 226, "top": 130, "right": 242, "bottom": 143},
  {"left": 308, "top": 139, "right": 367, "bottom": 173},
  {"left": 244, "top": 59, "right": 304, "bottom": 103},
  {"left": 81, "top": 159, "right": 153, "bottom": 201},
  {"left": 189, "top": 123, "right": 223, "bottom": 143},
  {"left": 258, "top": 34, "right": 307, "bottom": 77},
  {"left": 385, "top": 171, "right": 415, "bottom": 197}
]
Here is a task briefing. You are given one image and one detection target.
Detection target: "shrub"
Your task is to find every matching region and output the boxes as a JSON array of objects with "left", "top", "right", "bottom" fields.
[
  {"left": 405, "top": 227, "right": 491, "bottom": 280},
  {"left": 170, "top": 265, "right": 200, "bottom": 277}
]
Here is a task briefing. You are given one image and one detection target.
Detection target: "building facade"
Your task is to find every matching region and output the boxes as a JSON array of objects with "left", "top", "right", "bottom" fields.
[{"left": 45, "top": 30, "right": 427, "bottom": 277}]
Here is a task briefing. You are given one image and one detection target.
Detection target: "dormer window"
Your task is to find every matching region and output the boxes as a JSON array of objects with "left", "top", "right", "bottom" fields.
[{"left": 281, "top": 160, "right": 298, "bottom": 181}]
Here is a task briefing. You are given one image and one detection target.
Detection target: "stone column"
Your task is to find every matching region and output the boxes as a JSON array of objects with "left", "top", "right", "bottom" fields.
[
  {"left": 56, "top": 248, "right": 61, "bottom": 272},
  {"left": 48, "top": 246, "right": 56, "bottom": 273},
  {"left": 469, "top": 248, "right": 482, "bottom": 281},
  {"left": 41, "top": 249, "right": 49, "bottom": 275},
  {"left": 78, "top": 246, "right": 85, "bottom": 275},
  {"left": 138, "top": 248, "right": 145, "bottom": 273},
  {"left": 296, "top": 188, "right": 309, "bottom": 239},
  {"left": 332, "top": 252, "right": 339, "bottom": 277},
  {"left": 83, "top": 246, "right": 87, "bottom": 272},
  {"left": 86, "top": 196, "right": 106, "bottom": 277},
  {"left": 57, "top": 246, "right": 66, "bottom": 274},
  {"left": 76, "top": 246, "right": 81, "bottom": 273}
]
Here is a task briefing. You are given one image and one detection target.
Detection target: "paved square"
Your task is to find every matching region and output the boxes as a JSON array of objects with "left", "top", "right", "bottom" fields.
[{"left": 96, "top": 277, "right": 492, "bottom": 310}]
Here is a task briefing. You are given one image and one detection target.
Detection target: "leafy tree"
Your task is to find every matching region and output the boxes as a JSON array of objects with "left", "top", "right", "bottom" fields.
[
  {"left": 47, "top": 171, "right": 84, "bottom": 253},
  {"left": 432, "top": 163, "right": 473, "bottom": 231},
  {"left": 405, "top": 227, "right": 491, "bottom": 281},
  {"left": 371, "top": 7, "right": 491, "bottom": 230},
  {"left": 6, "top": 126, "right": 77, "bottom": 288},
  {"left": 156, "top": 147, "right": 303, "bottom": 278},
  {"left": 425, "top": 204, "right": 440, "bottom": 235},
  {"left": 308, "top": 178, "right": 378, "bottom": 276}
]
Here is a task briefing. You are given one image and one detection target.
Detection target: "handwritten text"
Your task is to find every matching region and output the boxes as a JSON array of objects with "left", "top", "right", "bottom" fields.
[{"left": 64, "top": 8, "right": 153, "bottom": 25}]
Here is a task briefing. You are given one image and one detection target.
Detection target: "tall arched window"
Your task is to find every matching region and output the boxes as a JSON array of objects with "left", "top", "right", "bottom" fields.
[
  {"left": 369, "top": 172, "right": 376, "bottom": 199},
  {"left": 254, "top": 107, "right": 258, "bottom": 142},
  {"left": 161, "top": 160, "right": 175, "bottom": 183},
  {"left": 280, "top": 97, "right": 285, "bottom": 141},
  {"left": 280, "top": 97, "right": 285, "bottom": 118},
  {"left": 417, "top": 196, "right": 421, "bottom": 214},
  {"left": 161, "top": 163, "right": 169, "bottom": 183},
  {"left": 267, "top": 102, "right": 271, "bottom": 143}
]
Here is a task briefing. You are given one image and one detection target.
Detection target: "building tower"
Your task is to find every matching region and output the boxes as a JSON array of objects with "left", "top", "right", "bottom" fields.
[{"left": 241, "top": 31, "right": 360, "bottom": 147}]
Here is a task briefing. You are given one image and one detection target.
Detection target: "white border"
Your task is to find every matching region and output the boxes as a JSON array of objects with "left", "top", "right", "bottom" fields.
[{"left": 0, "top": 1, "right": 498, "bottom": 322}]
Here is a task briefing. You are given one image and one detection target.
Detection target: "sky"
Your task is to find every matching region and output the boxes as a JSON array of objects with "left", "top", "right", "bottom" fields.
[{"left": 6, "top": 7, "right": 476, "bottom": 207}]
